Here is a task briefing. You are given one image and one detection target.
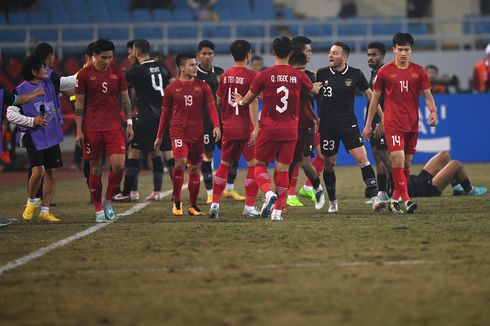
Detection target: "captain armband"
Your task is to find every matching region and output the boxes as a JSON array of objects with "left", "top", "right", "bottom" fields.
[{"left": 75, "top": 107, "right": 83, "bottom": 116}]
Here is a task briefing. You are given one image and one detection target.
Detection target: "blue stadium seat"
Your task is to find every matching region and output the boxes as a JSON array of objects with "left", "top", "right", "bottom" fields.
[
  {"left": 1, "top": 30, "right": 26, "bottom": 42},
  {"left": 0, "top": 15, "right": 6, "bottom": 25},
  {"left": 174, "top": 0, "right": 189, "bottom": 10},
  {"left": 168, "top": 44, "right": 196, "bottom": 54},
  {"left": 202, "top": 25, "right": 231, "bottom": 39},
  {"left": 153, "top": 9, "right": 173, "bottom": 22},
  {"left": 134, "top": 27, "right": 163, "bottom": 40},
  {"left": 475, "top": 19, "right": 490, "bottom": 34},
  {"left": 8, "top": 12, "right": 28, "bottom": 25},
  {"left": 28, "top": 12, "right": 49, "bottom": 25},
  {"left": 31, "top": 29, "right": 58, "bottom": 42},
  {"left": 338, "top": 20, "right": 368, "bottom": 36},
  {"left": 90, "top": 9, "right": 111, "bottom": 23},
  {"left": 304, "top": 22, "right": 333, "bottom": 37},
  {"left": 372, "top": 21, "right": 402, "bottom": 35},
  {"left": 407, "top": 23, "right": 435, "bottom": 48},
  {"left": 236, "top": 26, "right": 264, "bottom": 38},
  {"left": 168, "top": 27, "right": 197, "bottom": 39},
  {"left": 110, "top": 9, "right": 131, "bottom": 23},
  {"left": 63, "top": 28, "right": 93, "bottom": 41},
  {"left": 131, "top": 9, "right": 152, "bottom": 23},
  {"left": 99, "top": 28, "right": 129, "bottom": 40},
  {"left": 173, "top": 10, "right": 194, "bottom": 21}
]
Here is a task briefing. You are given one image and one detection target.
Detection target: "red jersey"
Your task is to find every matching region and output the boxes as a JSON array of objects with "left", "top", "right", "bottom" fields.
[
  {"left": 250, "top": 65, "right": 313, "bottom": 141},
  {"left": 157, "top": 78, "right": 219, "bottom": 143},
  {"left": 298, "top": 91, "right": 316, "bottom": 129},
  {"left": 76, "top": 63, "right": 128, "bottom": 132},
  {"left": 216, "top": 66, "right": 257, "bottom": 140},
  {"left": 373, "top": 62, "right": 430, "bottom": 133}
]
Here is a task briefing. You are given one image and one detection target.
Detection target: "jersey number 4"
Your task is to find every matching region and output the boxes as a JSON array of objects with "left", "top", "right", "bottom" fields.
[
  {"left": 276, "top": 86, "right": 289, "bottom": 113},
  {"left": 151, "top": 73, "right": 165, "bottom": 96}
]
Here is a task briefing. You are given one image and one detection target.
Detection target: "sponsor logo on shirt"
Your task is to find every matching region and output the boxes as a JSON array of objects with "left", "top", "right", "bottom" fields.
[
  {"left": 410, "top": 73, "right": 419, "bottom": 78},
  {"left": 111, "top": 74, "right": 118, "bottom": 80},
  {"left": 345, "top": 79, "right": 352, "bottom": 87}
]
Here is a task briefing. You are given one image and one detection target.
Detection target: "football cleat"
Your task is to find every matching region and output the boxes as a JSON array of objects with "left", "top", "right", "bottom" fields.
[
  {"left": 0, "top": 217, "right": 12, "bottom": 228},
  {"left": 327, "top": 200, "right": 338, "bottom": 213},
  {"left": 130, "top": 191, "right": 140, "bottom": 202},
  {"left": 271, "top": 209, "right": 283, "bottom": 221},
  {"left": 145, "top": 191, "right": 162, "bottom": 201},
  {"left": 172, "top": 202, "right": 183, "bottom": 216},
  {"left": 372, "top": 196, "right": 386, "bottom": 212},
  {"left": 22, "top": 202, "right": 36, "bottom": 221},
  {"left": 208, "top": 205, "right": 219, "bottom": 219},
  {"left": 299, "top": 187, "right": 316, "bottom": 203},
  {"left": 112, "top": 193, "right": 132, "bottom": 203},
  {"left": 464, "top": 186, "right": 488, "bottom": 196},
  {"left": 405, "top": 200, "right": 417, "bottom": 214},
  {"left": 38, "top": 211, "right": 61, "bottom": 222},
  {"left": 286, "top": 195, "right": 304, "bottom": 207},
  {"left": 314, "top": 186, "right": 325, "bottom": 210},
  {"left": 260, "top": 192, "right": 277, "bottom": 218},
  {"left": 243, "top": 207, "right": 261, "bottom": 218},
  {"left": 452, "top": 184, "right": 464, "bottom": 196},
  {"left": 223, "top": 189, "right": 245, "bottom": 201},
  {"left": 102, "top": 199, "right": 116, "bottom": 220},
  {"left": 206, "top": 194, "right": 213, "bottom": 204},
  {"left": 95, "top": 210, "right": 106, "bottom": 223},
  {"left": 388, "top": 200, "right": 404, "bottom": 214},
  {"left": 377, "top": 192, "right": 390, "bottom": 202},
  {"left": 188, "top": 206, "right": 205, "bottom": 216}
]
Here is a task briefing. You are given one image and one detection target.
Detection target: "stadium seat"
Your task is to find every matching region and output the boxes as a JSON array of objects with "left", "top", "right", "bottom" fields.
[
  {"left": 303, "top": 22, "right": 333, "bottom": 37},
  {"left": 99, "top": 28, "right": 129, "bottom": 40},
  {"left": 134, "top": 27, "right": 162, "bottom": 40},
  {"left": 63, "top": 28, "right": 93, "bottom": 41},
  {"left": 168, "top": 26, "right": 197, "bottom": 39},
  {"left": 27, "top": 12, "right": 49, "bottom": 25},
  {"left": 31, "top": 29, "right": 58, "bottom": 43},
  {"left": 110, "top": 9, "right": 131, "bottom": 23},
  {"left": 173, "top": 10, "right": 194, "bottom": 21},
  {"left": 7, "top": 12, "right": 28, "bottom": 25},
  {"left": 153, "top": 9, "right": 173, "bottom": 22},
  {"left": 1, "top": 30, "right": 26, "bottom": 42},
  {"left": 372, "top": 21, "right": 402, "bottom": 35},
  {"left": 407, "top": 23, "right": 435, "bottom": 48},
  {"left": 131, "top": 9, "right": 152, "bottom": 23},
  {"left": 202, "top": 25, "right": 231, "bottom": 39},
  {"left": 338, "top": 19, "right": 368, "bottom": 36}
]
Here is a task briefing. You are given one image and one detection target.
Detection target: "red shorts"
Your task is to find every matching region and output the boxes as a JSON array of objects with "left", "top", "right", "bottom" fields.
[
  {"left": 313, "top": 130, "right": 320, "bottom": 149},
  {"left": 385, "top": 129, "right": 418, "bottom": 155},
  {"left": 221, "top": 137, "right": 254, "bottom": 162},
  {"left": 83, "top": 129, "right": 126, "bottom": 160},
  {"left": 172, "top": 138, "right": 203, "bottom": 165},
  {"left": 254, "top": 132, "right": 296, "bottom": 164}
]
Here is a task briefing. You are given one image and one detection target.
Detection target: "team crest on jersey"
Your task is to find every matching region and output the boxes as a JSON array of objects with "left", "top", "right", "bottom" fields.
[
  {"left": 194, "top": 86, "right": 201, "bottom": 92},
  {"left": 411, "top": 73, "right": 419, "bottom": 78},
  {"left": 110, "top": 74, "right": 118, "bottom": 79},
  {"left": 90, "top": 76, "right": 96, "bottom": 80},
  {"left": 345, "top": 79, "right": 352, "bottom": 86},
  {"left": 176, "top": 88, "right": 182, "bottom": 92},
  {"left": 390, "top": 74, "right": 397, "bottom": 77}
]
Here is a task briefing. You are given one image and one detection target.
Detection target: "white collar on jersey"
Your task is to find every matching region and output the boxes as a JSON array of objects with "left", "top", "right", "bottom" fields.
[
  {"left": 197, "top": 64, "right": 215, "bottom": 74},
  {"left": 330, "top": 65, "right": 349, "bottom": 75},
  {"left": 141, "top": 59, "right": 155, "bottom": 65}
]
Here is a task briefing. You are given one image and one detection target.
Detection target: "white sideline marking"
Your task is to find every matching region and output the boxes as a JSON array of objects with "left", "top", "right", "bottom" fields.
[{"left": 0, "top": 187, "right": 177, "bottom": 277}]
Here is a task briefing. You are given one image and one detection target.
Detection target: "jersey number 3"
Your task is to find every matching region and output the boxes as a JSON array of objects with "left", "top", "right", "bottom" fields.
[{"left": 276, "top": 86, "right": 289, "bottom": 113}]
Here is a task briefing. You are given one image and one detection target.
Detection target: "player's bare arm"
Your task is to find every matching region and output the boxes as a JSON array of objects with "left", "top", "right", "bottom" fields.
[
  {"left": 422, "top": 89, "right": 438, "bottom": 127},
  {"left": 233, "top": 90, "right": 257, "bottom": 106},
  {"left": 120, "top": 90, "right": 134, "bottom": 141},
  {"left": 363, "top": 90, "right": 381, "bottom": 140},
  {"left": 248, "top": 98, "right": 259, "bottom": 145},
  {"left": 74, "top": 93, "right": 85, "bottom": 146},
  {"left": 309, "top": 81, "right": 322, "bottom": 95},
  {"left": 363, "top": 88, "right": 384, "bottom": 139}
]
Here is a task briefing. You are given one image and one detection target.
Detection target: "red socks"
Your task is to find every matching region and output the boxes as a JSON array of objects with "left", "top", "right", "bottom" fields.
[
  {"left": 245, "top": 166, "right": 259, "bottom": 207},
  {"left": 173, "top": 167, "right": 185, "bottom": 203},
  {"left": 188, "top": 172, "right": 201, "bottom": 207},
  {"left": 212, "top": 164, "right": 229, "bottom": 204},
  {"left": 89, "top": 173, "right": 103, "bottom": 211},
  {"left": 274, "top": 170, "right": 289, "bottom": 210},
  {"left": 392, "top": 167, "right": 410, "bottom": 202},
  {"left": 306, "top": 156, "right": 324, "bottom": 187},
  {"left": 288, "top": 165, "right": 299, "bottom": 195},
  {"left": 105, "top": 170, "right": 123, "bottom": 201},
  {"left": 254, "top": 165, "right": 272, "bottom": 194}
]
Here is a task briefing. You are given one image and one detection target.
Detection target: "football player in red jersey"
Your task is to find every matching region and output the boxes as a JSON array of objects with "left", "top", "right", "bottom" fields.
[
  {"left": 154, "top": 53, "right": 221, "bottom": 216},
  {"left": 364, "top": 33, "right": 438, "bottom": 214},
  {"left": 233, "top": 37, "right": 321, "bottom": 221},
  {"left": 75, "top": 39, "right": 134, "bottom": 223},
  {"left": 208, "top": 40, "right": 260, "bottom": 219}
]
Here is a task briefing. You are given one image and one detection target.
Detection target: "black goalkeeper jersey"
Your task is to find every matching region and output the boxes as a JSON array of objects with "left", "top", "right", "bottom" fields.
[
  {"left": 316, "top": 65, "right": 369, "bottom": 132},
  {"left": 125, "top": 59, "right": 172, "bottom": 123},
  {"left": 197, "top": 64, "right": 224, "bottom": 128}
]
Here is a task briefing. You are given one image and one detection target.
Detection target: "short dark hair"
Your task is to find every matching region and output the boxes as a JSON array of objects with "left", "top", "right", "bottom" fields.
[
  {"left": 34, "top": 42, "right": 53, "bottom": 62},
  {"left": 272, "top": 36, "right": 291, "bottom": 59},
  {"left": 333, "top": 41, "right": 350, "bottom": 57},
  {"left": 230, "top": 39, "right": 251, "bottom": 62},
  {"left": 291, "top": 36, "right": 312, "bottom": 51},
  {"left": 425, "top": 64, "right": 438, "bottom": 72},
  {"left": 393, "top": 32, "right": 414, "bottom": 47},
  {"left": 134, "top": 39, "right": 150, "bottom": 55},
  {"left": 22, "top": 55, "right": 44, "bottom": 81},
  {"left": 85, "top": 42, "right": 95, "bottom": 57},
  {"left": 198, "top": 39, "right": 215, "bottom": 52},
  {"left": 367, "top": 41, "right": 386, "bottom": 55},
  {"left": 127, "top": 40, "right": 135, "bottom": 49},
  {"left": 175, "top": 52, "right": 196, "bottom": 67},
  {"left": 93, "top": 39, "right": 115, "bottom": 55},
  {"left": 288, "top": 50, "right": 307, "bottom": 67}
]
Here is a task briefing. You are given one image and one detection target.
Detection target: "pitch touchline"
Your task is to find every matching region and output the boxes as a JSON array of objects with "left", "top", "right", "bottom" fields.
[{"left": 0, "top": 186, "right": 181, "bottom": 277}]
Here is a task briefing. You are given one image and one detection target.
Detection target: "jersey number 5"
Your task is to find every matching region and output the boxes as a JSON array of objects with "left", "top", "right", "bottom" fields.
[{"left": 276, "top": 86, "right": 289, "bottom": 113}]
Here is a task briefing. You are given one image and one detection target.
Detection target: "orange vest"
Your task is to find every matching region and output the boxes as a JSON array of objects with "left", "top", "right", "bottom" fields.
[{"left": 472, "top": 60, "right": 490, "bottom": 92}]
